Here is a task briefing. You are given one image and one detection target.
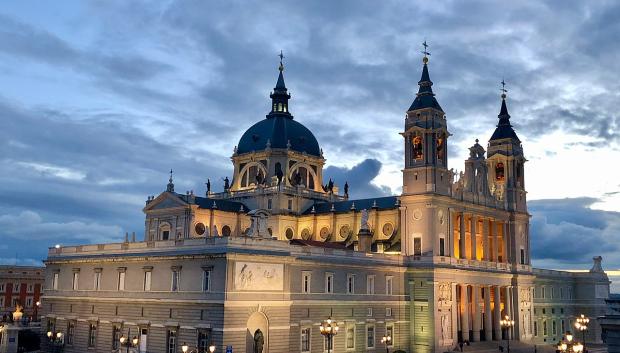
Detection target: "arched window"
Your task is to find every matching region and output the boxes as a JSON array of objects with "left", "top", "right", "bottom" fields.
[
  {"left": 240, "top": 164, "right": 266, "bottom": 188},
  {"left": 437, "top": 135, "right": 445, "bottom": 161},
  {"left": 278, "top": 103, "right": 283, "bottom": 112},
  {"left": 495, "top": 163, "right": 505, "bottom": 181},
  {"left": 221, "top": 225, "right": 231, "bottom": 237},
  {"left": 289, "top": 165, "right": 315, "bottom": 189},
  {"left": 412, "top": 136, "right": 423, "bottom": 160}
]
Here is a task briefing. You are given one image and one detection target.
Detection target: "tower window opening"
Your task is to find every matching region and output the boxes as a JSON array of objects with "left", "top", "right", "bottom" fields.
[
  {"left": 495, "top": 163, "right": 505, "bottom": 181},
  {"left": 437, "top": 135, "right": 445, "bottom": 161},
  {"left": 278, "top": 103, "right": 283, "bottom": 111},
  {"left": 412, "top": 136, "right": 423, "bottom": 160}
]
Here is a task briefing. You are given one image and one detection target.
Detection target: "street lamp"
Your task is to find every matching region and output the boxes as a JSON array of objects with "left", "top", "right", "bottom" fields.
[
  {"left": 557, "top": 331, "right": 584, "bottom": 353},
  {"left": 500, "top": 315, "right": 515, "bottom": 353},
  {"left": 119, "top": 328, "right": 139, "bottom": 353},
  {"left": 181, "top": 342, "right": 216, "bottom": 353},
  {"left": 381, "top": 335, "right": 392, "bottom": 353},
  {"left": 46, "top": 331, "right": 64, "bottom": 353},
  {"left": 34, "top": 301, "right": 41, "bottom": 321},
  {"left": 320, "top": 317, "right": 339, "bottom": 353},
  {"left": 575, "top": 314, "right": 589, "bottom": 353}
]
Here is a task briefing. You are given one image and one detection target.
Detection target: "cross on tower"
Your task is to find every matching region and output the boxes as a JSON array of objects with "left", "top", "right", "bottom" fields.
[
  {"left": 421, "top": 40, "right": 431, "bottom": 58},
  {"left": 500, "top": 79, "right": 508, "bottom": 98},
  {"left": 169, "top": 169, "right": 173, "bottom": 182}
]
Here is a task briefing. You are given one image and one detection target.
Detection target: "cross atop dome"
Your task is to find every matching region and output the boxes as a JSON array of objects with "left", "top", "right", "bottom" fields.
[{"left": 270, "top": 50, "right": 291, "bottom": 117}]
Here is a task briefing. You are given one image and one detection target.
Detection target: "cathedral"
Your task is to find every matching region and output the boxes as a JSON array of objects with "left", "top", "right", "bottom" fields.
[{"left": 41, "top": 51, "right": 610, "bottom": 353}]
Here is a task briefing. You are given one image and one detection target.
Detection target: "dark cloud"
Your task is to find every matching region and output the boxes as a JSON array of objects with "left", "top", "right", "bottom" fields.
[
  {"left": 530, "top": 198, "right": 620, "bottom": 269},
  {"left": 323, "top": 159, "right": 392, "bottom": 199}
]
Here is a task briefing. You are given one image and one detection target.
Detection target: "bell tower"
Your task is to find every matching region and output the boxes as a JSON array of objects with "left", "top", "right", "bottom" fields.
[
  {"left": 486, "top": 82, "right": 527, "bottom": 213},
  {"left": 401, "top": 43, "right": 451, "bottom": 196}
]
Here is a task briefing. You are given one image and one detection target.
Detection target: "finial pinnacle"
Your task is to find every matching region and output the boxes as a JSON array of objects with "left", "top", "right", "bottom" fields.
[
  {"left": 169, "top": 169, "right": 173, "bottom": 183},
  {"left": 421, "top": 39, "right": 431, "bottom": 63},
  {"left": 278, "top": 50, "right": 285, "bottom": 72},
  {"left": 500, "top": 78, "right": 508, "bottom": 99}
]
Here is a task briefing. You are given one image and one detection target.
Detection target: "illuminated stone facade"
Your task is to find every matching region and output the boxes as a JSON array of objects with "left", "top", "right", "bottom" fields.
[
  {"left": 0, "top": 265, "right": 44, "bottom": 321},
  {"left": 41, "top": 56, "right": 609, "bottom": 353}
]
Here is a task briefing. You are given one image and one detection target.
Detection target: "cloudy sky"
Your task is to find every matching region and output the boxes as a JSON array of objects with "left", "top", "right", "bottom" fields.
[{"left": 0, "top": 1, "right": 618, "bottom": 289}]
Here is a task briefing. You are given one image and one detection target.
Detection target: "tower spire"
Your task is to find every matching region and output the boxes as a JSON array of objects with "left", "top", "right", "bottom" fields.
[
  {"left": 489, "top": 79, "right": 520, "bottom": 141},
  {"left": 269, "top": 50, "right": 291, "bottom": 117},
  {"left": 407, "top": 40, "right": 443, "bottom": 112},
  {"left": 166, "top": 169, "right": 175, "bottom": 192}
]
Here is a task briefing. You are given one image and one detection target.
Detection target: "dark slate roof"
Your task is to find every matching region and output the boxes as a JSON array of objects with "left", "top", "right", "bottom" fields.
[
  {"left": 177, "top": 193, "right": 249, "bottom": 212},
  {"left": 302, "top": 196, "right": 399, "bottom": 215},
  {"left": 408, "top": 63, "right": 443, "bottom": 112},
  {"left": 237, "top": 115, "right": 321, "bottom": 156},
  {"left": 289, "top": 239, "right": 348, "bottom": 249},
  {"left": 489, "top": 98, "right": 520, "bottom": 141}
]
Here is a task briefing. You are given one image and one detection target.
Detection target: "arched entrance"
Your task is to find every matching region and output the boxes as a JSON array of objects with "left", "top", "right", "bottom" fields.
[{"left": 246, "top": 311, "right": 269, "bottom": 353}]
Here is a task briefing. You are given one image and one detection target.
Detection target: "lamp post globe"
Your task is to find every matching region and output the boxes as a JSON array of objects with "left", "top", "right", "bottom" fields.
[
  {"left": 381, "top": 335, "right": 392, "bottom": 353},
  {"left": 500, "top": 315, "right": 515, "bottom": 353},
  {"left": 320, "top": 316, "right": 339, "bottom": 353},
  {"left": 209, "top": 345, "right": 216, "bottom": 353}
]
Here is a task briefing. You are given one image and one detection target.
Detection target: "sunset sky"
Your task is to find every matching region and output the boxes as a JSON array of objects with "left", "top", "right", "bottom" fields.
[{"left": 0, "top": 1, "right": 618, "bottom": 290}]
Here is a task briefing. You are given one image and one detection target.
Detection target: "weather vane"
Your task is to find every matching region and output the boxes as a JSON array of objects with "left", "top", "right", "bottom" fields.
[{"left": 500, "top": 78, "right": 508, "bottom": 98}]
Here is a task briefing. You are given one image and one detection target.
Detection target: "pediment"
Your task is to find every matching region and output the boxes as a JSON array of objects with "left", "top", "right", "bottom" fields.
[{"left": 143, "top": 192, "right": 187, "bottom": 212}]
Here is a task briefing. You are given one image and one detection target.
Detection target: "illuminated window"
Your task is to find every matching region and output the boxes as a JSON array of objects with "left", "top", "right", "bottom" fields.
[
  {"left": 88, "top": 323, "right": 97, "bottom": 347},
  {"left": 346, "top": 324, "right": 355, "bottom": 349},
  {"left": 495, "top": 163, "right": 505, "bottom": 181},
  {"left": 366, "top": 325, "right": 375, "bottom": 348},
  {"left": 301, "top": 327, "right": 311, "bottom": 352},
  {"left": 412, "top": 136, "right": 423, "bottom": 160}
]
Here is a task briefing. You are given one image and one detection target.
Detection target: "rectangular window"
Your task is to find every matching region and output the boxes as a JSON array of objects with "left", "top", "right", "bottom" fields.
[
  {"left": 560, "top": 287, "right": 564, "bottom": 299},
  {"left": 325, "top": 273, "right": 334, "bottom": 293},
  {"left": 347, "top": 274, "right": 355, "bottom": 294},
  {"left": 167, "top": 329, "right": 177, "bottom": 353},
  {"left": 301, "top": 327, "right": 311, "bottom": 352},
  {"left": 520, "top": 248, "right": 525, "bottom": 264},
  {"left": 414, "top": 237, "right": 422, "bottom": 256},
  {"left": 367, "top": 307, "right": 373, "bottom": 317},
  {"left": 88, "top": 323, "right": 97, "bottom": 347},
  {"left": 346, "top": 324, "right": 355, "bottom": 349},
  {"left": 267, "top": 199, "right": 272, "bottom": 210},
  {"left": 386, "top": 324, "right": 394, "bottom": 346},
  {"left": 0, "top": 298, "right": 4, "bottom": 307},
  {"left": 366, "top": 325, "right": 375, "bottom": 348},
  {"left": 162, "top": 230, "right": 170, "bottom": 240},
  {"left": 367, "top": 275, "right": 375, "bottom": 295},
  {"left": 112, "top": 325, "right": 121, "bottom": 350},
  {"left": 386, "top": 276, "right": 393, "bottom": 295},
  {"left": 26, "top": 297, "right": 33, "bottom": 307},
  {"left": 543, "top": 320, "right": 548, "bottom": 336},
  {"left": 0, "top": 283, "right": 4, "bottom": 292},
  {"left": 28, "top": 284, "right": 33, "bottom": 293},
  {"left": 94, "top": 272, "right": 101, "bottom": 291},
  {"left": 439, "top": 237, "right": 445, "bottom": 256},
  {"left": 302, "top": 272, "right": 311, "bottom": 294},
  {"left": 197, "top": 329, "right": 211, "bottom": 351},
  {"left": 53, "top": 273, "right": 59, "bottom": 290},
  {"left": 541, "top": 286, "right": 545, "bottom": 299},
  {"left": 144, "top": 271, "right": 152, "bottom": 291},
  {"left": 72, "top": 273, "right": 79, "bottom": 290},
  {"left": 288, "top": 199, "right": 293, "bottom": 210},
  {"left": 13, "top": 282, "right": 20, "bottom": 292},
  {"left": 203, "top": 270, "right": 211, "bottom": 292},
  {"left": 171, "top": 270, "right": 180, "bottom": 291},
  {"left": 552, "top": 320, "right": 557, "bottom": 335},
  {"left": 534, "top": 321, "right": 538, "bottom": 336},
  {"left": 561, "top": 319, "right": 565, "bottom": 333},
  {"left": 118, "top": 272, "right": 126, "bottom": 291},
  {"left": 67, "top": 321, "right": 75, "bottom": 345},
  {"left": 386, "top": 307, "right": 392, "bottom": 317}
]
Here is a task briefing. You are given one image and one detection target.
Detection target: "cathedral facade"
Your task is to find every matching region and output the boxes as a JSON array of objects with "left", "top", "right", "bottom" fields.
[{"left": 41, "top": 54, "right": 610, "bottom": 353}]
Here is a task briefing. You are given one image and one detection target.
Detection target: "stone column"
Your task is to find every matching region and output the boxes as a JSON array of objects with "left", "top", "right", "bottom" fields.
[
  {"left": 472, "top": 285, "right": 481, "bottom": 341},
  {"left": 493, "top": 286, "right": 502, "bottom": 340},
  {"left": 504, "top": 286, "right": 512, "bottom": 339},
  {"left": 461, "top": 284, "right": 470, "bottom": 342},
  {"left": 484, "top": 286, "right": 493, "bottom": 341},
  {"left": 470, "top": 215, "right": 478, "bottom": 260},
  {"left": 459, "top": 213, "right": 466, "bottom": 259},
  {"left": 482, "top": 218, "right": 490, "bottom": 261}
]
